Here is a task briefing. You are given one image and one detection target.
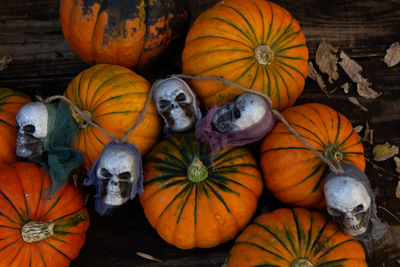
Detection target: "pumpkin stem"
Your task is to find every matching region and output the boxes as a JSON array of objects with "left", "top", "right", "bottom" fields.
[
  {"left": 291, "top": 258, "right": 314, "bottom": 267},
  {"left": 21, "top": 220, "right": 55, "bottom": 243},
  {"left": 254, "top": 45, "right": 274, "bottom": 65},
  {"left": 324, "top": 144, "right": 343, "bottom": 165},
  {"left": 187, "top": 157, "right": 208, "bottom": 183},
  {"left": 71, "top": 108, "right": 92, "bottom": 129}
]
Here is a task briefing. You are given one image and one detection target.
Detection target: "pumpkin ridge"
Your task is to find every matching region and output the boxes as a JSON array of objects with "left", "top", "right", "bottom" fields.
[
  {"left": 274, "top": 59, "right": 306, "bottom": 80},
  {"left": 253, "top": 221, "right": 295, "bottom": 258},
  {"left": 158, "top": 183, "right": 192, "bottom": 219},
  {"left": 13, "top": 167, "right": 31, "bottom": 219},
  {"left": 284, "top": 225, "right": 298, "bottom": 256},
  {"left": 205, "top": 16, "right": 257, "bottom": 46},
  {"left": 149, "top": 155, "right": 187, "bottom": 170},
  {"left": 235, "top": 60, "right": 258, "bottom": 84},
  {"left": 49, "top": 235, "right": 68, "bottom": 244},
  {"left": 0, "top": 190, "right": 25, "bottom": 222},
  {"left": 0, "top": 118, "right": 13, "bottom": 128},
  {"left": 207, "top": 179, "right": 239, "bottom": 195},
  {"left": 275, "top": 42, "right": 306, "bottom": 54},
  {"left": 0, "top": 211, "right": 18, "bottom": 225},
  {"left": 271, "top": 63, "right": 296, "bottom": 98},
  {"left": 0, "top": 225, "right": 20, "bottom": 231},
  {"left": 314, "top": 239, "right": 355, "bottom": 262},
  {"left": 303, "top": 212, "right": 314, "bottom": 256},
  {"left": 267, "top": 65, "right": 281, "bottom": 107},
  {"left": 264, "top": 65, "right": 273, "bottom": 98},
  {"left": 336, "top": 128, "right": 356, "bottom": 148},
  {"left": 340, "top": 142, "right": 363, "bottom": 152},
  {"left": 9, "top": 240, "right": 24, "bottom": 265},
  {"left": 188, "top": 35, "right": 253, "bottom": 50},
  {"left": 0, "top": 238, "right": 20, "bottom": 253},
  {"left": 270, "top": 17, "right": 293, "bottom": 49},
  {"left": 291, "top": 209, "right": 303, "bottom": 256},
  {"left": 222, "top": 4, "right": 259, "bottom": 43},
  {"left": 195, "top": 56, "right": 255, "bottom": 76},
  {"left": 274, "top": 54, "right": 307, "bottom": 61},
  {"left": 40, "top": 195, "right": 62, "bottom": 220},
  {"left": 235, "top": 241, "right": 290, "bottom": 263},
  {"left": 249, "top": 64, "right": 260, "bottom": 89},
  {"left": 252, "top": 0, "right": 265, "bottom": 43},
  {"left": 83, "top": 64, "right": 110, "bottom": 108},
  {"left": 272, "top": 30, "right": 302, "bottom": 52},
  {"left": 204, "top": 181, "right": 231, "bottom": 214},
  {"left": 37, "top": 245, "right": 47, "bottom": 266},
  {"left": 88, "top": 126, "right": 105, "bottom": 146},
  {"left": 144, "top": 174, "right": 183, "bottom": 187},
  {"left": 309, "top": 218, "right": 330, "bottom": 257},
  {"left": 333, "top": 111, "right": 341, "bottom": 144},
  {"left": 211, "top": 147, "right": 243, "bottom": 167},
  {"left": 265, "top": 2, "right": 274, "bottom": 43},
  {"left": 43, "top": 240, "right": 72, "bottom": 261},
  {"left": 286, "top": 123, "right": 326, "bottom": 148},
  {"left": 166, "top": 138, "right": 192, "bottom": 164},
  {"left": 33, "top": 173, "right": 45, "bottom": 218},
  {"left": 91, "top": 91, "right": 143, "bottom": 113},
  {"left": 95, "top": 110, "right": 135, "bottom": 118},
  {"left": 208, "top": 174, "right": 252, "bottom": 192},
  {"left": 314, "top": 258, "right": 348, "bottom": 266},
  {"left": 176, "top": 186, "right": 194, "bottom": 224},
  {"left": 310, "top": 167, "right": 329, "bottom": 193},
  {"left": 52, "top": 205, "right": 85, "bottom": 222}
]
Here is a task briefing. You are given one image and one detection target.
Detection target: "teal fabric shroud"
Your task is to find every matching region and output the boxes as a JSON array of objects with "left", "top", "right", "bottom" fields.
[{"left": 29, "top": 102, "right": 83, "bottom": 197}]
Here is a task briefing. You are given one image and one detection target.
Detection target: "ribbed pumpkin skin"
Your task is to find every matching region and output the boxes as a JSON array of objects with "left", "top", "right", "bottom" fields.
[
  {"left": 140, "top": 132, "right": 263, "bottom": 249},
  {"left": 0, "top": 88, "right": 31, "bottom": 165},
  {"left": 0, "top": 162, "right": 89, "bottom": 267},
  {"left": 64, "top": 64, "right": 161, "bottom": 169},
  {"left": 227, "top": 208, "right": 367, "bottom": 267},
  {"left": 182, "top": 0, "right": 308, "bottom": 110},
  {"left": 260, "top": 103, "right": 365, "bottom": 209},
  {"left": 60, "top": 0, "right": 186, "bottom": 70}
]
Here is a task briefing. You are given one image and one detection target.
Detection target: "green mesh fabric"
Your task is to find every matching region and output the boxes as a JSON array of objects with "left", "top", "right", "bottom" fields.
[{"left": 29, "top": 102, "right": 83, "bottom": 197}]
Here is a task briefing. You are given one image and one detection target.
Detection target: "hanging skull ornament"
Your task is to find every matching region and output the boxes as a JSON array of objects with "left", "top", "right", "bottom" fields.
[
  {"left": 86, "top": 141, "right": 144, "bottom": 215},
  {"left": 153, "top": 77, "right": 201, "bottom": 132},
  {"left": 324, "top": 164, "right": 388, "bottom": 241},
  {"left": 196, "top": 93, "right": 275, "bottom": 158},
  {"left": 15, "top": 102, "right": 48, "bottom": 158}
]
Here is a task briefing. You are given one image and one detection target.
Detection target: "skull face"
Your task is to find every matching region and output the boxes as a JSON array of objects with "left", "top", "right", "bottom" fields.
[
  {"left": 212, "top": 93, "right": 268, "bottom": 133},
  {"left": 324, "top": 177, "right": 371, "bottom": 236},
  {"left": 96, "top": 146, "right": 137, "bottom": 206},
  {"left": 153, "top": 77, "right": 199, "bottom": 132},
  {"left": 15, "top": 102, "right": 48, "bottom": 158}
]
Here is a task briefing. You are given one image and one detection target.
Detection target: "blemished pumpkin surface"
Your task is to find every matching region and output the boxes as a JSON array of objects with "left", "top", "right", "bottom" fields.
[
  {"left": 0, "top": 88, "right": 31, "bottom": 165},
  {"left": 64, "top": 64, "right": 161, "bottom": 169},
  {"left": 260, "top": 103, "right": 365, "bottom": 209},
  {"left": 140, "top": 131, "right": 264, "bottom": 249},
  {"left": 60, "top": 0, "right": 187, "bottom": 70},
  {"left": 0, "top": 162, "right": 89, "bottom": 267},
  {"left": 226, "top": 208, "right": 367, "bottom": 267},
  {"left": 182, "top": 0, "right": 308, "bottom": 110}
]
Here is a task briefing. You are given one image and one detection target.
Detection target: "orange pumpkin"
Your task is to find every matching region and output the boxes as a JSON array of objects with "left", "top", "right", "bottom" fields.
[
  {"left": 0, "top": 162, "right": 89, "bottom": 267},
  {"left": 226, "top": 208, "right": 367, "bottom": 267},
  {"left": 140, "top": 132, "right": 263, "bottom": 249},
  {"left": 182, "top": 0, "right": 308, "bottom": 110},
  {"left": 60, "top": 0, "right": 187, "bottom": 70},
  {"left": 0, "top": 88, "right": 31, "bottom": 165},
  {"left": 260, "top": 103, "right": 365, "bottom": 209},
  {"left": 64, "top": 64, "right": 161, "bottom": 169}
]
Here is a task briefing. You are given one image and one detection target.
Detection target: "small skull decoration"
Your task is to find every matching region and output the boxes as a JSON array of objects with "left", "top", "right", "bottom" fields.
[
  {"left": 153, "top": 77, "right": 201, "bottom": 133},
  {"left": 324, "top": 164, "right": 388, "bottom": 240},
  {"left": 86, "top": 141, "right": 143, "bottom": 215},
  {"left": 15, "top": 102, "right": 48, "bottom": 158},
  {"left": 196, "top": 93, "right": 275, "bottom": 158}
]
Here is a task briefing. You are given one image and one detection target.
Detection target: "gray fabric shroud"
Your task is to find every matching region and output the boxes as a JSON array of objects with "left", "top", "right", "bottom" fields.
[
  {"left": 85, "top": 141, "right": 144, "bottom": 216},
  {"left": 325, "top": 163, "right": 388, "bottom": 242}
]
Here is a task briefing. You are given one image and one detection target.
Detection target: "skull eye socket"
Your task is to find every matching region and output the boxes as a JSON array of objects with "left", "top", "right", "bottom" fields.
[
  {"left": 159, "top": 99, "right": 170, "bottom": 110},
  {"left": 100, "top": 168, "right": 112, "bottom": 178},
  {"left": 233, "top": 106, "right": 241, "bottom": 119},
  {"left": 353, "top": 204, "right": 364, "bottom": 213},
  {"left": 23, "top": 125, "right": 35, "bottom": 134},
  {"left": 330, "top": 208, "right": 345, "bottom": 217},
  {"left": 175, "top": 92, "right": 187, "bottom": 102},
  {"left": 118, "top": 172, "right": 132, "bottom": 180},
  {"left": 15, "top": 124, "right": 20, "bottom": 131}
]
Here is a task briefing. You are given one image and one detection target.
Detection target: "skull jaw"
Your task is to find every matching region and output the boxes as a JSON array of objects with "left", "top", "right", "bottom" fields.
[
  {"left": 337, "top": 211, "right": 370, "bottom": 236},
  {"left": 340, "top": 222, "right": 368, "bottom": 236},
  {"left": 16, "top": 137, "right": 44, "bottom": 158},
  {"left": 164, "top": 108, "right": 196, "bottom": 132},
  {"left": 101, "top": 192, "right": 130, "bottom": 206}
]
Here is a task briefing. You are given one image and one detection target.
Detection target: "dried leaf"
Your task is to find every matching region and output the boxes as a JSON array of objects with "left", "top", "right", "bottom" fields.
[
  {"left": 363, "top": 121, "right": 373, "bottom": 145},
  {"left": 396, "top": 180, "right": 400, "bottom": 199},
  {"left": 315, "top": 40, "right": 339, "bottom": 84},
  {"left": 341, "top": 83, "right": 350, "bottom": 94},
  {"left": 354, "top": 125, "right": 363, "bottom": 133},
  {"left": 373, "top": 142, "right": 399, "bottom": 161},
  {"left": 384, "top": 42, "right": 400, "bottom": 67},
  {"left": 308, "top": 61, "right": 328, "bottom": 93},
  {"left": 0, "top": 55, "right": 13, "bottom": 71},
  {"left": 394, "top": 156, "right": 400, "bottom": 173},
  {"left": 348, "top": 97, "right": 368, "bottom": 112},
  {"left": 136, "top": 252, "right": 163, "bottom": 262},
  {"left": 339, "top": 51, "right": 381, "bottom": 99}
]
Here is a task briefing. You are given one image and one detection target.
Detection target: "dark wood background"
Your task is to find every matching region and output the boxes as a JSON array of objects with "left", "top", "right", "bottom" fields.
[{"left": 1, "top": 0, "right": 400, "bottom": 266}]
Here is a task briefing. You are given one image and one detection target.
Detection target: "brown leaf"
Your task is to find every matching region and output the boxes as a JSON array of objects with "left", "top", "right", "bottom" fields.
[
  {"left": 363, "top": 121, "right": 373, "bottom": 145},
  {"left": 384, "top": 42, "right": 400, "bottom": 67},
  {"left": 308, "top": 61, "right": 328, "bottom": 93},
  {"left": 373, "top": 142, "right": 399, "bottom": 161},
  {"left": 339, "top": 51, "right": 381, "bottom": 99},
  {"left": 341, "top": 83, "right": 350, "bottom": 94},
  {"left": 396, "top": 180, "right": 400, "bottom": 199},
  {"left": 394, "top": 156, "right": 400, "bottom": 173},
  {"left": 136, "top": 252, "right": 163, "bottom": 263},
  {"left": 348, "top": 97, "right": 368, "bottom": 112},
  {"left": 0, "top": 55, "right": 13, "bottom": 71},
  {"left": 315, "top": 40, "right": 339, "bottom": 84},
  {"left": 354, "top": 125, "right": 363, "bottom": 133}
]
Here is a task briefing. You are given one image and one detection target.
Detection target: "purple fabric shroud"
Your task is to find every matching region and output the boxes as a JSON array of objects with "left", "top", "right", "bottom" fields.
[
  {"left": 195, "top": 105, "right": 276, "bottom": 159},
  {"left": 84, "top": 141, "right": 144, "bottom": 216}
]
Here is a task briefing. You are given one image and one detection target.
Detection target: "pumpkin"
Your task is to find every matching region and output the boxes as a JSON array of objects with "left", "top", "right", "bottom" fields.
[
  {"left": 226, "top": 208, "right": 367, "bottom": 267},
  {"left": 260, "top": 103, "right": 365, "bottom": 209},
  {"left": 64, "top": 64, "right": 161, "bottom": 169},
  {"left": 182, "top": 0, "right": 308, "bottom": 110},
  {"left": 0, "top": 88, "right": 31, "bottom": 165},
  {"left": 60, "top": 0, "right": 187, "bottom": 70},
  {"left": 140, "top": 131, "right": 263, "bottom": 249},
  {"left": 0, "top": 162, "right": 89, "bottom": 267}
]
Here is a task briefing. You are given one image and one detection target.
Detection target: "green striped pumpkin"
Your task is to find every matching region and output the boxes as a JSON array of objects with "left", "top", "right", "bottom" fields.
[
  {"left": 140, "top": 132, "right": 263, "bottom": 249},
  {"left": 0, "top": 162, "right": 89, "bottom": 266},
  {"left": 226, "top": 208, "right": 367, "bottom": 267},
  {"left": 0, "top": 88, "right": 31, "bottom": 165},
  {"left": 182, "top": 0, "right": 308, "bottom": 110},
  {"left": 64, "top": 64, "right": 162, "bottom": 169}
]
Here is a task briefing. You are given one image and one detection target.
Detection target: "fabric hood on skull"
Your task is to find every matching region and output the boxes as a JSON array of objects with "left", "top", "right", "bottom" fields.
[
  {"left": 85, "top": 141, "right": 143, "bottom": 216},
  {"left": 325, "top": 163, "right": 388, "bottom": 242},
  {"left": 29, "top": 102, "right": 83, "bottom": 197}
]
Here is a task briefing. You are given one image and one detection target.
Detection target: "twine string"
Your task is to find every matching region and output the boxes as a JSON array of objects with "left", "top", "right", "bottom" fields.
[{"left": 172, "top": 74, "right": 345, "bottom": 175}]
